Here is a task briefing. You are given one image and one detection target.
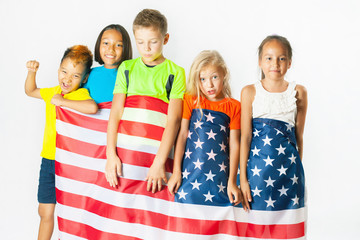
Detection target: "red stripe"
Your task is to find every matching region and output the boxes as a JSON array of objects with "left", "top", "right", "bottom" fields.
[
  {"left": 118, "top": 119, "right": 165, "bottom": 141},
  {"left": 58, "top": 217, "right": 141, "bottom": 240},
  {"left": 56, "top": 190, "right": 305, "bottom": 238},
  {"left": 56, "top": 134, "right": 173, "bottom": 171},
  {"left": 55, "top": 161, "right": 173, "bottom": 201},
  {"left": 98, "top": 101, "right": 112, "bottom": 109},
  {"left": 56, "top": 108, "right": 108, "bottom": 133},
  {"left": 125, "top": 95, "right": 168, "bottom": 114}
]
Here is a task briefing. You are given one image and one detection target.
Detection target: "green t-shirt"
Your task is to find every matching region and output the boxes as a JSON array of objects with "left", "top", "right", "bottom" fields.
[{"left": 113, "top": 58, "right": 186, "bottom": 103}]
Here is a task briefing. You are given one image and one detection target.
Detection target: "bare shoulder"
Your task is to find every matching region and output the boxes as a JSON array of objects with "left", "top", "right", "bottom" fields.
[
  {"left": 241, "top": 84, "right": 256, "bottom": 99},
  {"left": 295, "top": 84, "right": 307, "bottom": 100}
]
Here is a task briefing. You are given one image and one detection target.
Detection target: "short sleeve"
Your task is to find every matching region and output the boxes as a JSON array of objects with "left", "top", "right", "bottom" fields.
[
  {"left": 113, "top": 62, "right": 127, "bottom": 94},
  {"left": 229, "top": 100, "right": 241, "bottom": 130},
  {"left": 182, "top": 94, "right": 195, "bottom": 119},
  {"left": 169, "top": 67, "right": 186, "bottom": 99},
  {"left": 65, "top": 88, "right": 92, "bottom": 101},
  {"left": 40, "top": 87, "right": 58, "bottom": 103}
]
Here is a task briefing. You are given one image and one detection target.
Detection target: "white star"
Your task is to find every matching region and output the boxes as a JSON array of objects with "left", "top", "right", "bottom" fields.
[
  {"left": 251, "top": 146, "right": 261, "bottom": 156},
  {"left": 275, "top": 128, "right": 284, "bottom": 135},
  {"left": 251, "top": 165, "right": 262, "bottom": 176},
  {"left": 217, "top": 182, "right": 226, "bottom": 193},
  {"left": 285, "top": 123, "right": 293, "bottom": 131},
  {"left": 277, "top": 165, "right": 288, "bottom": 176},
  {"left": 263, "top": 155, "right": 275, "bottom": 166},
  {"left": 278, "top": 185, "right": 289, "bottom": 196},
  {"left": 194, "top": 119, "right": 203, "bottom": 129},
  {"left": 262, "top": 135, "right": 273, "bottom": 146},
  {"left": 187, "top": 130, "right": 193, "bottom": 139},
  {"left": 219, "top": 124, "right": 227, "bottom": 132},
  {"left": 190, "top": 179, "right": 202, "bottom": 190},
  {"left": 194, "top": 138, "right": 204, "bottom": 149},
  {"left": 219, "top": 141, "right": 226, "bottom": 152},
  {"left": 251, "top": 186, "right": 262, "bottom": 197},
  {"left": 218, "top": 161, "right": 227, "bottom": 172},
  {"left": 264, "top": 176, "right": 276, "bottom": 187},
  {"left": 292, "top": 195, "right": 300, "bottom": 205},
  {"left": 275, "top": 144, "right": 286, "bottom": 155},
  {"left": 177, "top": 189, "right": 188, "bottom": 200},
  {"left": 288, "top": 154, "right": 297, "bottom": 164},
  {"left": 193, "top": 159, "right": 204, "bottom": 170},
  {"left": 204, "top": 170, "right": 216, "bottom": 181},
  {"left": 206, "top": 129, "right": 217, "bottom": 140},
  {"left": 184, "top": 148, "right": 192, "bottom": 159},
  {"left": 291, "top": 174, "right": 299, "bottom": 185},
  {"left": 205, "top": 112, "right": 215, "bottom": 123},
  {"left": 203, "top": 191, "right": 215, "bottom": 202},
  {"left": 206, "top": 149, "right": 217, "bottom": 160},
  {"left": 265, "top": 196, "right": 276, "bottom": 208},
  {"left": 182, "top": 169, "right": 190, "bottom": 179},
  {"left": 253, "top": 128, "right": 260, "bottom": 137}
]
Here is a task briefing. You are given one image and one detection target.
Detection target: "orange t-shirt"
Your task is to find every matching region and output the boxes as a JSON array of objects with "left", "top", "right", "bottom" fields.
[{"left": 182, "top": 94, "right": 241, "bottom": 130}]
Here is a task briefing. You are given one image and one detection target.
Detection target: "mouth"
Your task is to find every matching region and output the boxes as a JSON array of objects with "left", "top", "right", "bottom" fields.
[
  {"left": 62, "top": 82, "right": 71, "bottom": 89},
  {"left": 207, "top": 90, "right": 216, "bottom": 95},
  {"left": 105, "top": 54, "right": 115, "bottom": 59}
]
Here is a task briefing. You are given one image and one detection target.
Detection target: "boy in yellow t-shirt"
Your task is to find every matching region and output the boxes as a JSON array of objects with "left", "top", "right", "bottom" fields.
[{"left": 25, "top": 45, "right": 98, "bottom": 240}]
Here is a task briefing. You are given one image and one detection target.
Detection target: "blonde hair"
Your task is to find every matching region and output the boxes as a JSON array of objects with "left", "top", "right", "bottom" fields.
[
  {"left": 187, "top": 50, "right": 231, "bottom": 109},
  {"left": 133, "top": 9, "right": 167, "bottom": 36}
]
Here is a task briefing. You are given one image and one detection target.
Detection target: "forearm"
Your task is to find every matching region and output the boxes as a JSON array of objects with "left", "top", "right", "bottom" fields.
[
  {"left": 228, "top": 130, "right": 240, "bottom": 185},
  {"left": 239, "top": 134, "right": 252, "bottom": 181},
  {"left": 25, "top": 71, "right": 41, "bottom": 98},
  {"left": 60, "top": 99, "right": 98, "bottom": 114},
  {"left": 296, "top": 136, "right": 303, "bottom": 160},
  {"left": 172, "top": 120, "right": 189, "bottom": 173}
]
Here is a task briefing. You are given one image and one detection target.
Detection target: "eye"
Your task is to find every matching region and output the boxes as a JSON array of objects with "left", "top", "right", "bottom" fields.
[
  {"left": 102, "top": 41, "right": 109, "bottom": 45},
  {"left": 62, "top": 70, "right": 67, "bottom": 74},
  {"left": 213, "top": 75, "right": 218, "bottom": 80},
  {"left": 137, "top": 41, "right": 143, "bottom": 44},
  {"left": 280, "top": 57, "right": 287, "bottom": 61},
  {"left": 266, "top": 57, "right": 271, "bottom": 61},
  {"left": 73, "top": 74, "right": 80, "bottom": 78},
  {"left": 151, "top": 41, "right": 158, "bottom": 44},
  {"left": 200, "top": 77, "right": 205, "bottom": 82},
  {"left": 116, "top": 43, "right": 123, "bottom": 48}
]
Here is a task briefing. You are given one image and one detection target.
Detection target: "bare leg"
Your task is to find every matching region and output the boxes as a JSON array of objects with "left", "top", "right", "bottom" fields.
[{"left": 38, "top": 203, "right": 55, "bottom": 240}]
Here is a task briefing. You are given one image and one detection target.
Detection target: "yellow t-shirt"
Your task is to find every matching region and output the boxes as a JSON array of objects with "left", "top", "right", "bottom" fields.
[{"left": 40, "top": 86, "right": 92, "bottom": 160}]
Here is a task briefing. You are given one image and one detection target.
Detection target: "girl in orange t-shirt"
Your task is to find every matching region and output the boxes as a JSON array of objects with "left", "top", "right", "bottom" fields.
[{"left": 168, "top": 50, "right": 244, "bottom": 207}]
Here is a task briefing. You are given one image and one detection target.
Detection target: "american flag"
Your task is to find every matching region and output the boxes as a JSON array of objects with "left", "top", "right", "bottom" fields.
[{"left": 55, "top": 96, "right": 306, "bottom": 239}]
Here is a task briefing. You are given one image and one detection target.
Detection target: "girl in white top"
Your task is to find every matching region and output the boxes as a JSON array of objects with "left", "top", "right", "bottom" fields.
[{"left": 239, "top": 35, "right": 308, "bottom": 239}]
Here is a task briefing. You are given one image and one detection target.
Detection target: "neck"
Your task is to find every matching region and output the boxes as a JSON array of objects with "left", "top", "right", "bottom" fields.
[{"left": 261, "top": 78, "right": 288, "bottom": 92}]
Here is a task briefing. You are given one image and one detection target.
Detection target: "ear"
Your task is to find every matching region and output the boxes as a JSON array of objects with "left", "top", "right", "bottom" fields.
[
  {"left": 82, "top": 73, "right": 89, "bottom": 84},
  {"left": 288, "top": 59, "right": 292, "bottom": 69},
  {"left": 163, "top": 33, "right": 170, "bottom": 45}
]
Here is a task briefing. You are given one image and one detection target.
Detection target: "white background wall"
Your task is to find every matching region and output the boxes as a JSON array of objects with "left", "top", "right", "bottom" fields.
[{"left": 1, "top": 0, "right": 359, "bottom": 239}]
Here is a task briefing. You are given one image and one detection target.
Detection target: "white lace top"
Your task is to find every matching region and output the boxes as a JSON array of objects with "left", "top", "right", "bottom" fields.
[{"left": 252, "top": 81, "right": 297, "bottom": 125}]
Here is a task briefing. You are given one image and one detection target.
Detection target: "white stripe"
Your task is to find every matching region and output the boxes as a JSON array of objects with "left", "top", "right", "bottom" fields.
[
  {"left": 61, "top": 106, "right": 110, "bottom": 121},
  {"left": 121, "top": 107, "right": 167, "bottom": 127},
  {"left": 57, "top": 203, "right": 253, "bottom": 240},
  {"left": 56, "top": 148, "right": 171, "bottom": 181},
  {"left": 58, "top": 231, "right": 87, "bottom": 240},
  {"left": 117, "top": 133, "right": 161, "bottom": 155},
  {"left": 56, "top": 175, "right": 306, "bottom": 225}
]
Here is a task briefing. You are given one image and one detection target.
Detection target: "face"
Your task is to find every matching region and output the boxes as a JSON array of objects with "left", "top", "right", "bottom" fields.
[
  {"left": 199, "top": 64, "right": 225, "bottom": 102},
  {"left": 259, "top": 40, "right": 292, "bottom": 81},
  {"left": 134, "top": 26, "right": 169, "bottom": 65},
  {"left": 58, "top": 58, "right": 87, "bottom": 94},
  {"left": 100, "top": 29, "right": 123, "bottom": 69}
]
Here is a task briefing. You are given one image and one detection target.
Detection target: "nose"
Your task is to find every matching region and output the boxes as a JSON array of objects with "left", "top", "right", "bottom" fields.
[
  {"left": 145, "top": 43, "right": 151, "bottom": 52},
  {"left": 207, "top": 79, "right": 214, "bottom": 88}
]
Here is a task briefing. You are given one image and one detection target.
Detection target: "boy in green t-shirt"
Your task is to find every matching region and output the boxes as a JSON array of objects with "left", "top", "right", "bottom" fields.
[
  {"left": 25, "top": 45, "right": 98, "bottom": 240},
  {"left": 106, "top": 9, "right": 186, "bottom": 193}
]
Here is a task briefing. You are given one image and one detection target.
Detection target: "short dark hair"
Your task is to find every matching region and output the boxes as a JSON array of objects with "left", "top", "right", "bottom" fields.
[
  {"left": 133, "top": 9, "right": 168, "bottom": 36},
  {"left": 94, "top": 24, "right": 133, "bottom": 65},
  {"left": 61, "top": 45, "right": 93, "bottom": 74}
]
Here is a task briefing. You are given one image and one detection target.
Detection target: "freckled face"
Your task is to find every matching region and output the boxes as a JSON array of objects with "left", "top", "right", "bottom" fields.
[
  {"left": 100, "top": 29, "right": 124, "bottom": 69},
  {"left": 199, "top": 64, "right": 225, "bottom": 102},
  {"left": 259, "top": 40, "right": 291, "bottom": 81},
  {"left": 58, "top": 58, "right": 87, "bottom": 94}
]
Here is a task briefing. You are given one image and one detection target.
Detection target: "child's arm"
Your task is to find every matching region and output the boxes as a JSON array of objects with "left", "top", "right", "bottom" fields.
[
  {"left": 295, "top": 85, "right": 308, "bottom": 160},
  {"left": 167, "top": 117, "right": 190, "bottom": 195},
  {"left": 25, "top": 60, "right": 41, "bottom": 99},
  {"left": 50, "top": 95, "right": 98, "bottom": 114},
  {"left": 239, "top": 85, "right": 255, "bottom": 211},
  {"left": 227, "top": 129, "right": 244, "bottom": 206},
  {"left": 105, "top": 93, "right": 126, "bottom": 187},
  {"left": 146, "top": 98, "right": 183, "bottom": 193}
]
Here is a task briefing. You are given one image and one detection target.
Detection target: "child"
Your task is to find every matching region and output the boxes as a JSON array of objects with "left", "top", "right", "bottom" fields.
[
  {"left": 240, "top": 35, "right": 307, "bottom": 238},
  {"left": 84, "top": 24, "right": 132, "bottom": 104},
  {"left": 105, "top": 9, "right": 186, "bottom": 193},
  {"left": 168, "top": 50, "right": 243, "bottom": 206},
  {"left": 25, "top": 45, "right": 98, "bottom": 240}
]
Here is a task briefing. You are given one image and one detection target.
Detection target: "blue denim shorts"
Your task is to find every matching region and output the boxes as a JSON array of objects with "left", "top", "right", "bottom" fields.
[{"left": 37, "top": 158, "right": 56, "bottom": 204}]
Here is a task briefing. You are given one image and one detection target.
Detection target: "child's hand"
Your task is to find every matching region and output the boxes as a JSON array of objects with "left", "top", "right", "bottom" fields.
[
  {"left": 105, "top": 154, "right": 122, "bottom": 187},
  {"left": 240, "top": 181, "right": 252, "bottom": 211},
  {"left": 167, "top": 171, "right": 182, "bottom": 195},
  {"left": 26, "top": 60, "right": 39, "bottom": 72},
  {"left": 145, "top": 159, "right": 167, "bottom": 193},
  {"left": 51, "top": 94, "right": 64, "bottom": 106},
  {"left": 227, "top": 182, "right": 243, "bottom": 206}
]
